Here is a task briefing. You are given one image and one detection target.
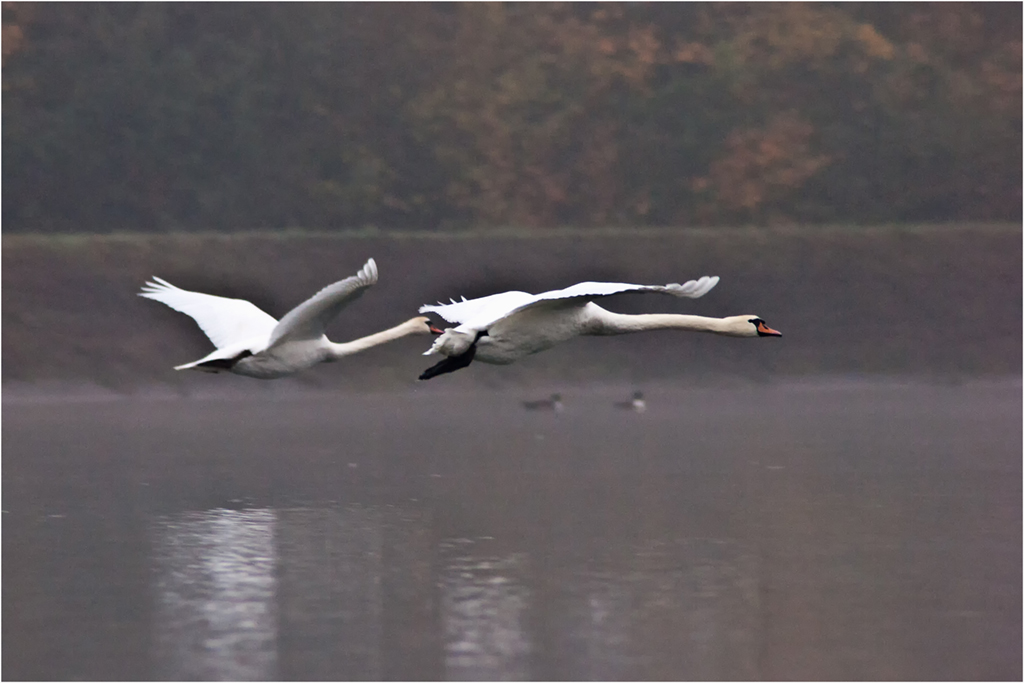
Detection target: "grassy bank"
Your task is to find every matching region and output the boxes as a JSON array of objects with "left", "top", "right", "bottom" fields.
[{"left": 3, "top": 223, "right": 1019, "bottom": 391}]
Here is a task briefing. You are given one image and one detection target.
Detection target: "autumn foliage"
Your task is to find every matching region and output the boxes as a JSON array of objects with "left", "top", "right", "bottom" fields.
[{"left": 2, "top": 3, "right": 1020, "bottom": 232}]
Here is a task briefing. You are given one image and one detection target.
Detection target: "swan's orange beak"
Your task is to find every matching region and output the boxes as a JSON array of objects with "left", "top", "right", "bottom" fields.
[
  {"left": 756, "top": 321, "right": 782, "bottom": 337},
  {"left": 428, "top": 324, "right": 445, "bottom": 335}
]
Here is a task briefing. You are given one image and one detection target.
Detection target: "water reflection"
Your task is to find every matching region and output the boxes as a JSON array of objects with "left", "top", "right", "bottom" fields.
[
  {"left": 152, "top": 503, "right": 442, "bottom": 680},
  {"left": 439, "top": 539, "right": 531, "bottom": 680},
  {"left": 550, "top": 539, "right": 759, "bottom": 680},
  {"left": 272, "top": 504, "right": 443, "bottom": 679},
  {"left": 5, "top": 381, "right": 1017, "bottom": 680},
  {"left": 275, "top": 505, "right": 385, "bottom": 679},
  {"left": 145, "top": 509, "right": 782, "bottom": 680},
  {"left": 151, "top": 508, "right": 278, "bottom": 681}
]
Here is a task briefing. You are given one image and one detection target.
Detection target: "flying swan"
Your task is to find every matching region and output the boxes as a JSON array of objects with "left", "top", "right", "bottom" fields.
[
  {"left": 140, "top": 258, "right": 442, "bottom": 379},
  {"left": 418, "top": 276, "right": 780, "bottom": 380}
]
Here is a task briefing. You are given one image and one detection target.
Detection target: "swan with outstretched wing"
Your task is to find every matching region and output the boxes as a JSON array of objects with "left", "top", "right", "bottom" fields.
[
  {"left": 417, "top": 275, "right": 780, "bottom": 380},
  {"left": 140, "top": 258, "right": 442, "bottom": 379}
]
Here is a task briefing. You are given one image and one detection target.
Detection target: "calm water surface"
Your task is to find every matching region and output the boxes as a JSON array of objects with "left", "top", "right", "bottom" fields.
[{"left": 3, "top": 379, "right": 1020, "bottom": 680}]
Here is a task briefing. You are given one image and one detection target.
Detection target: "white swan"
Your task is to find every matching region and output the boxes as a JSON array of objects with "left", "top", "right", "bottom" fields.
[
  {"left": 417, "top": 276, "right": 780, "bottom": 379},
  {"left": 140, "top": 258, "right": 442, "bottom": 379}
]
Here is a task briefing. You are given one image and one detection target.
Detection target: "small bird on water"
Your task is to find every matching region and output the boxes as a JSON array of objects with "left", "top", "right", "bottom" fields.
[
  {"left": 615, "top": 390, "right": 646, "bottom": 413},
  {"left": 522, "top": 393, "right": 564, "bottom": 413}
]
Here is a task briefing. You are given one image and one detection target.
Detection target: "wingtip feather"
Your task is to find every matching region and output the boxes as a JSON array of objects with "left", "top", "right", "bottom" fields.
[
  {"left": 663, "top": 275, "right": 720, "bottom": 299},
  {"left": 360, "top": 257, "right": 379, "bottom": 284},
  {"left": 139, "top": 276, "right": 179, "bottom": 297}
]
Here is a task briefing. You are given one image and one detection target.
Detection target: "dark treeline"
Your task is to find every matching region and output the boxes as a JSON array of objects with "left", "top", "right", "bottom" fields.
[{"left": 3, "top": 3, "right": 1021, "bottom": 233}]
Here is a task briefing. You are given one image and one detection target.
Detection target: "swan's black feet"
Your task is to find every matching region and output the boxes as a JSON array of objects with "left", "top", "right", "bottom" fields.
[{"left": 418, "top": 347, "right": 476, "bottom": 380}]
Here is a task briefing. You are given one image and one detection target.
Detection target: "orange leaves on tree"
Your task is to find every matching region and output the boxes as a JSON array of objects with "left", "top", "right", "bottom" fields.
[
  {"left": 411, "top": 4, "right": 653, "bottom": 228},
  {"left": 693, "top": 113, "right": 832, "bottom": 221},
  {"left": 726, "top": 3, "right": 895, "bottom": 73}
]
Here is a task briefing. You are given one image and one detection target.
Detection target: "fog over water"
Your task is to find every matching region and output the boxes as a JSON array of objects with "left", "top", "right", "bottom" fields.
[{"left": 3, "top": 378, "right": 1020, "bottom": 680}]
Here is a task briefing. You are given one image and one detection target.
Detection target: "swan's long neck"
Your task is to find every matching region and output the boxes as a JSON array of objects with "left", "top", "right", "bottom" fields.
[
  {"left": 585, "top": 307, "right": 742, "bottom": 336},
  {"left": 326, "top": 319, "right": 425, "bottom": 359}
]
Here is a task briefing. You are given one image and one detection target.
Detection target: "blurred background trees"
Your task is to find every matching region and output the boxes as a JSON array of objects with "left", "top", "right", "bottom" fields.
[{"left": 3, "top": 2, "right": 1020, "bottom": 233}]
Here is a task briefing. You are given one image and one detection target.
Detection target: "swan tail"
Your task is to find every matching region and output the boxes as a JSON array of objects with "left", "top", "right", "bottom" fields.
[
  {"left": 422, "top": 335, "right": 445, "bottom": 355},
  {"left": 173, "top": 360, "right": 221, "bottom": 373},
  {"left": 173, "top": 349, "right": 254, "bottom": 372}
]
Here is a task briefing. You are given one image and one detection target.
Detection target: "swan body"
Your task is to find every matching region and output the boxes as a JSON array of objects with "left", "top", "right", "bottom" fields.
[
  {"left": 418, "top": 276, "right": 780, "bottom": 379},
  {"left": 140, "top": 258, "right": 441, "bottom": 379}
]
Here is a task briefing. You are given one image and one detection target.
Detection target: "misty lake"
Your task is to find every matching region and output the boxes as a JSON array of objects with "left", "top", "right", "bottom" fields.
[{"left": 3, "top": 378, "right": 1020, "bottom": 680}]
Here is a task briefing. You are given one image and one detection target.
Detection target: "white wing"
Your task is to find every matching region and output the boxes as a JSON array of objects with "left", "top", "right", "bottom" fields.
[
  {"left": 419, "top": 290, "right": 535, "bottom": 326},
  {"left": 534, "top": 277, "right": 720, "bottom": 303},
  {"left": 266, "top": 258, "right": 378, "bottom": 347},
  {"left": 139, "top": 277, "right": 278, "bottom": 349},
  {"left": 421, "top": 276, "right": 720, "bottom": 331}
]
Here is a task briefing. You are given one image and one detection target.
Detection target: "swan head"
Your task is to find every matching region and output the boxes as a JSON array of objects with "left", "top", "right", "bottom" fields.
[
  {"left": 722, "top": 316, "right": 782, "bottom": 338},
  {"left": 409, "top": 316, "right": 446, "bottom": 335}
]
